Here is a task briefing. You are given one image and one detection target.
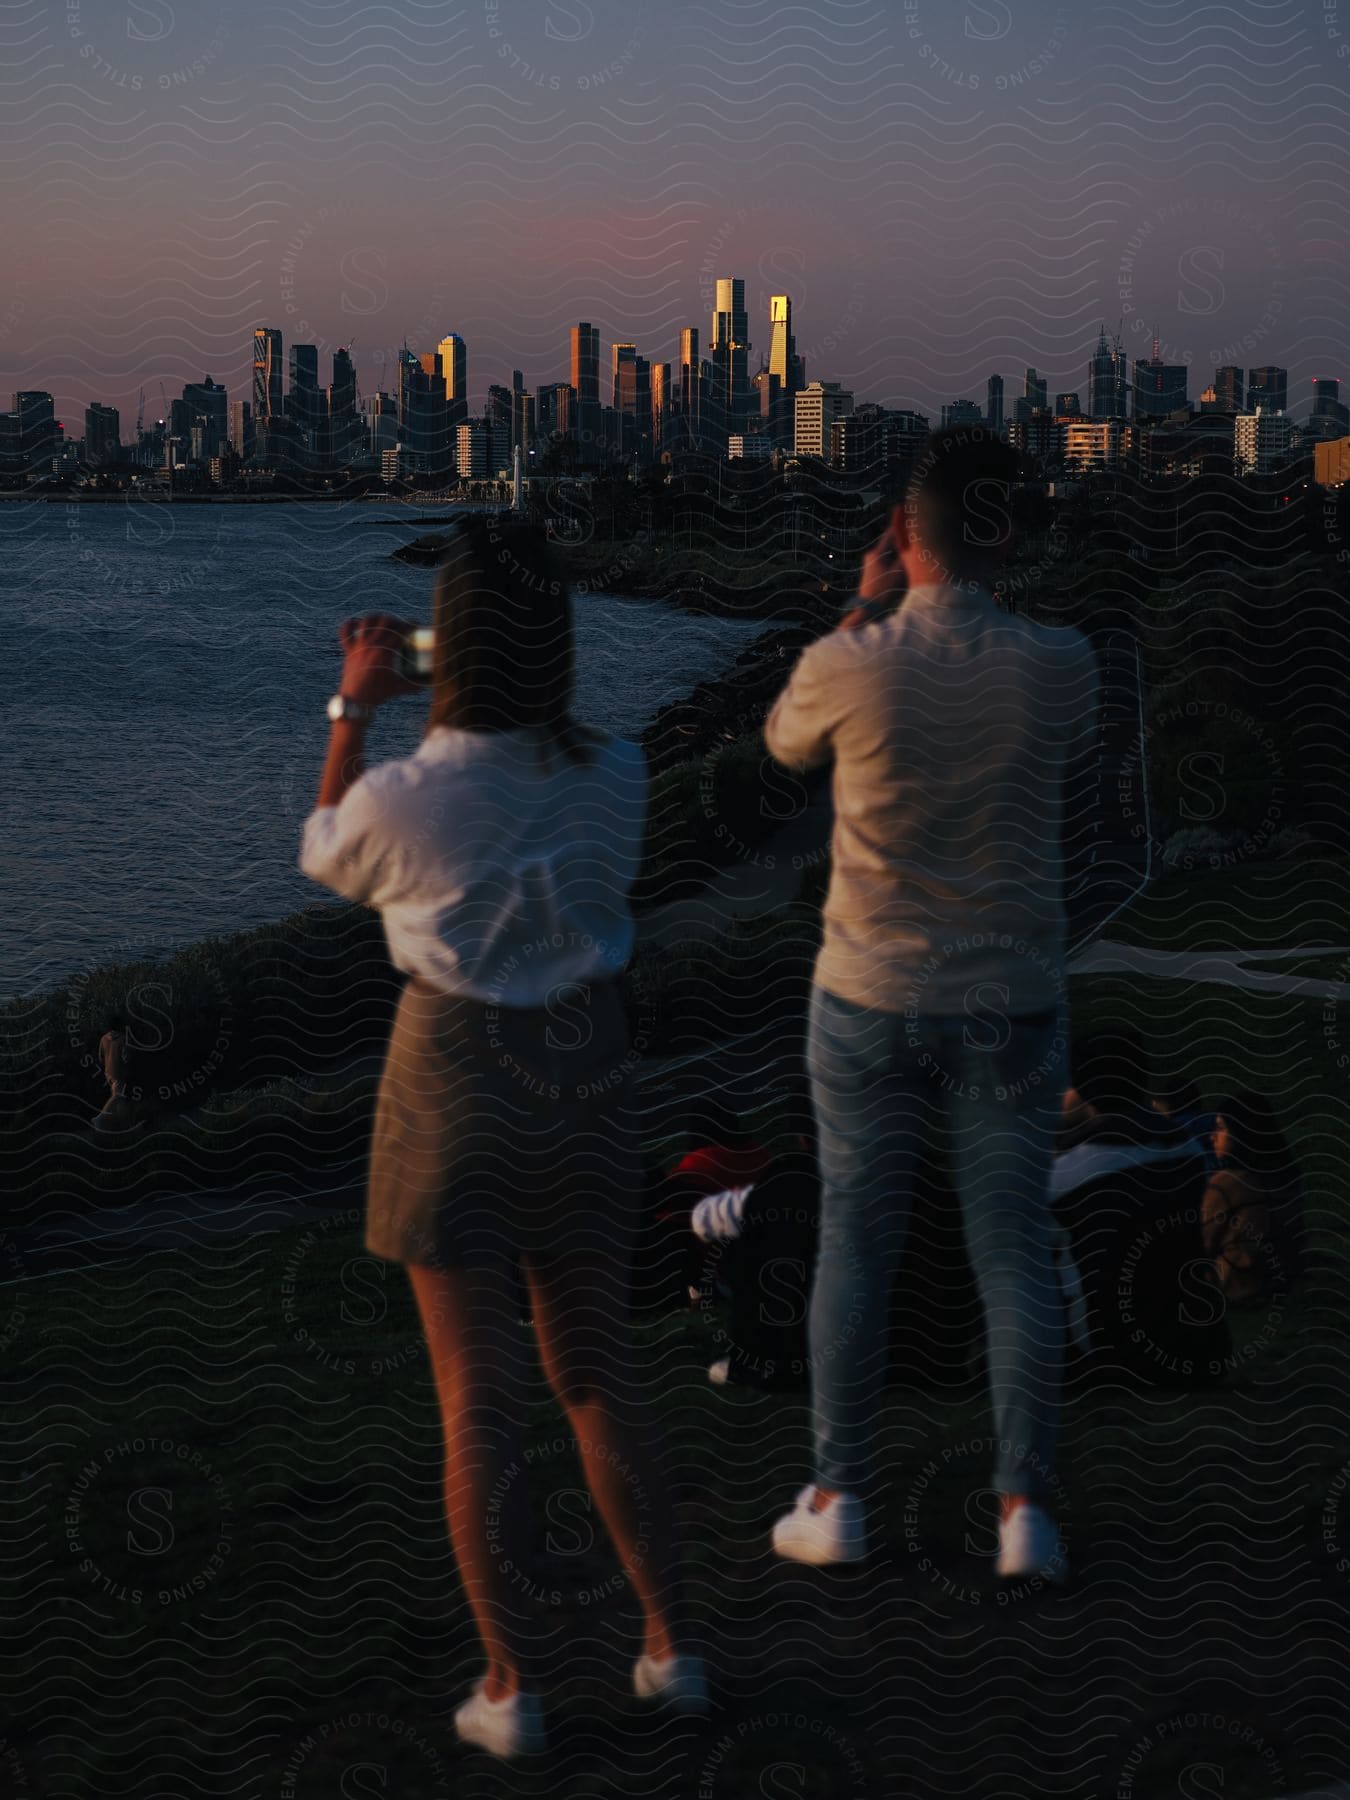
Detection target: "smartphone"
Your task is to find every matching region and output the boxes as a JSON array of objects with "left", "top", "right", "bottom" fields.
[{"left": 401, "top": 626, "right": 434, "bottom": 684}]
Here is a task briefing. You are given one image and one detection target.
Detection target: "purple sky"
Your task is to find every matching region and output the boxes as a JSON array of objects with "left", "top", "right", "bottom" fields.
[{"left": 2, "top": 0, "right": 1347, "bottom": 429}]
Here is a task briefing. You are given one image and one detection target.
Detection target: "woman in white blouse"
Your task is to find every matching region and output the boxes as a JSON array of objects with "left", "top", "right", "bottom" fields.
[{"left": 300, "top": 521, "right": 703, "bottom": 1759}]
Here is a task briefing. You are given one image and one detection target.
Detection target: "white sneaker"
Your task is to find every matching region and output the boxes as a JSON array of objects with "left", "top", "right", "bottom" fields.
[
  {"left": 771, "top": 1484, "right": 866, "bottom": 1565},
  {"left": 633, "top": 1650, "right": 709, "bottom": 1715},
  {"left": 707, "top": 1358, "right": 731, "bottom": 1385},
  {"left": 996, "top": 1502, "right": 1068, "bottom": 1584},
  {"left": 453, "top": 1680, "right": 547, "bottom": 1758}
]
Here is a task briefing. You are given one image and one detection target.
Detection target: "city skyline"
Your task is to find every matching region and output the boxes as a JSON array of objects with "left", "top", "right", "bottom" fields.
[
  {"left": 8, "top": 292, "right": 1344, "bottom": 447},
  {"left": 3, "top": 3, "right": 1347, "bottom": 431}
]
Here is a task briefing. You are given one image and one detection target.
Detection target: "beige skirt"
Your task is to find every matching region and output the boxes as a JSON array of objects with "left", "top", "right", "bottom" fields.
[{"left": 365, "top": 975, "right": 642, "bottom": 1268}]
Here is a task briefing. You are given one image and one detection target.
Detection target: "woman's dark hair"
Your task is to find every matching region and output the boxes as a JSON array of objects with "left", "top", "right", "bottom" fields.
[
  {"left": 1071, "top": 1028, "right": 1151, "bottom": 1114},
  {"left": 105, "top": 1013, "right": 125, "bottom": 1034},
  {"left": 1152, "top": 1073, "right": 1204, "bottom": 1117},
  {"left": 426, "top": 519, "right": 598, "bottom": 765},
  {"left": 1213, "top": 1090, "right": 1295, "bottom": 1179}
]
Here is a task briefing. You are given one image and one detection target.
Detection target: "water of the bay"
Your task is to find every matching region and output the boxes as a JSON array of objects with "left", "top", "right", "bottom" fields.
[{"left": 0, "top": 499, "right": 776, "bottom": 1000}]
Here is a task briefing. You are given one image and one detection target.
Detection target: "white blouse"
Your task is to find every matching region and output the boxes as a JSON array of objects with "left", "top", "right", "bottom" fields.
[{"left": 299, "top": 725, "right": 648, "bottom": 1007}]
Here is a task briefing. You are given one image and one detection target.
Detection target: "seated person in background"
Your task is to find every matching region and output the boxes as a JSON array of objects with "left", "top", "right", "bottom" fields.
[
  {"left": 1151, "top": 1074, "right": 1221, "bottom": 1173},
  {"left": 669, "top": 1100, "right": 775, "bottom": 1197},
  {"left": 689, "top": 1125, "right": 819, "bottom": 1390},
  {"left": 687, "top": 1087, "right": 982, "bottom": 1395},
  {"left": 1052, "top": 1030, "right": 1229, "bottom": 1386},
  {"left": 632, "top": 1101, "right": 776, "bottom": 1317},
  {"left": 1203, "top": 1091, "right": 1307, "bottom": 1303}
]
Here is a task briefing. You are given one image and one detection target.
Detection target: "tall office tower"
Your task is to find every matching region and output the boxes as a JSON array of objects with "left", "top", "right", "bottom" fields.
[
  {"left": 1025, "top": 368, "right": 1049, "bottom": 413},
  {"left": 512, "top": 369, "right": 524, "bottom": 395},
  {"left": 986, "top": 374, "right": 1004, "bottom": 432},
  {"left": 1056, "top": 392, "right": 1082, "bottom": 416},
  {"left": 711, "top": 276, "right": 750, "bottom": 440},
  {"left": 456, "top": 420, "right": 489, "bottom": 480},
  {"left": 1133, "top": 342, "right": 1189, "bottom": 421},
  {"left": 1306, "top": 376, "right": 1350, "bottom": 441},
  {"left": 612, "top": 348, "right": 651, "bottom": 460},
  {"left": 435, "top": 335, "right": 469, "bottom": 424},
  {"left": 328, "top": 348, "right": 358, "bottom": 464},
  {"left": 793, "top": 380, "right": 853, "bottom": 458},
  {"left": 486, "top": 384, "right": 514, "bottom": 436},
  {"left": 1235, "top": 408, "right": 1294, "bottom": 474},
  {"left": 182, "top": 376, "right": 228, "bottom": 458},
  {"left": 754, "top": 368, "right": 791, "bottom": 446},
  {"left": 570, "top": 322, "right": 601, "bottom": 456},
  {"left": 768, "top": 295, "right": 804, "bottom": 397},
  {"left": 535, "top": 382, "right": 575, "bottom": 440},
  {"left": 287, "top": 343, "right": 321, "bottom": 455},
  {"left": 84, "top": 403, "right": 120, "bottom": 467},
  {"left": 253, "top": 327, "right": 283, "bottom": 427},
  {"left": 571, "top": 323, "right": 600, "bottom": 404},
  {"left": 290, "top": 342, "right": 318, "bottom": 388},
  {"left": 1088, "top": 325, "right": 1129, "bottom": 419},
  {"left": 228, "top": 400, "right": 254, "bottom": 460},
  {"left": 651, "top": 361, "right": 671, "bottom": 449},
  {"left": 396, "top": 349, "right": 445, "bottom": 473},
  {"left": 512, "top": 389, "right": 536, "bottom": 454},
  {"left": 364, "top": 391, "right": 399, "bottom": 457},
  {"left": 1247, "top": 365, "right": 1287, "bottom": 415},
  {"left": 1214, "top": 365, "right": 1244, "bottom": 411},
  {"left": 330, "top": 347, "right": 356, "bottom": 418},
  {"left": 611, "top": 343, "right": 636, "bottom": 411},
  {"left": 677, "top": 326, "right": 703, "bottom": 447}
]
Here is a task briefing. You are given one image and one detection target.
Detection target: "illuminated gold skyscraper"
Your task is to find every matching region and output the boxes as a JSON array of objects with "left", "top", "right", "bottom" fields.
[
  {"left": 768, "top": 295, "right": 803, "bottom": 395},
  {"left": 436, "top": 335, "right": 468, "bottom": 423}
]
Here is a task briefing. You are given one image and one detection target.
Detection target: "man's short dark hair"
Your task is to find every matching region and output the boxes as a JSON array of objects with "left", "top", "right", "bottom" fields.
[{"left": 897, "top": 426, "right": 1022, "bottom": 575}]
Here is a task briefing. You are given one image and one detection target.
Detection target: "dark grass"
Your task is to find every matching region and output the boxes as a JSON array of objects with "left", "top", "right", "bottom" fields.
[
  {"left": 1106, "top": 857, "right": 1350, "bottom": 954},
  {"left": 5, "top": 970, "right": 1350, "bottom": 1797}
]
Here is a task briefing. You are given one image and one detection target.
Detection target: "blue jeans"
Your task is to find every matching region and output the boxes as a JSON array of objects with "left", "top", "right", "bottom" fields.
[{"left": 805, "top": 984, "right": 1066, "bottom": 1502}]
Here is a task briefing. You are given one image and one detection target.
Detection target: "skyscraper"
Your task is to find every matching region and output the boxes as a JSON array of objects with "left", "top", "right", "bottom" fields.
[
  {"left": 1306, "top": 376, "right": 1350, "bottom": 441},
  {"left": 1214, "top": 365, "right": 1244, "bottom": 412},
  {"left": 1247, "top": 366, "right": 1287, "bottom": 415},
  {"left": 1088, "top": 325, "right": 1129, "bottom": 420},
  {"left": 611, "top": 343, "right": 636, "bottom": 412},
  {"left": 711, "top": 276, "right": 750, "bottom": 441},
  {"left": 253, "top": 327, "right": 283, "bottom": 429},
  {"left": 677, "top": 326, "right": 703, "bottom": 447},
  {"left": 793, "top": 380, "right": 853, "bottom": 458},
  {"left": 1025, "top": 368, "right": 1048, "bottom": 413},
  {"left": 986, "top": 374, "right": 1004, "bottom": 432},
  {"left": 651, "top": 361, "right": 671, "bottom": 450},
  {"left": 228, "top": 400, "right": 254, "bottom": 460},
  {"left": 1133, "top": 346, "right": 1188, "bottom": 422},
  {"left": 330, "top": 348, "right": 356, "bottom": 418},
  {"left": 287, "top": 344, "right": 321, "bottom": 450},
  {"left": 570, "top": 322, "right": 600, "bottom": 457},
  {"left": 435, "top": 335, "right": 469, "bottom": 424},
  {"left": 768, "top": 295, "right": 804, "bottom": 397},
  {"left": 612, "top": 346, "right": 652, "bottom": 460},
  {"left": 84, "top": 403, "right": 120, "bottom": 467},
  {"left": 182, "top": 376, "right": 228, "bottom": 459}
]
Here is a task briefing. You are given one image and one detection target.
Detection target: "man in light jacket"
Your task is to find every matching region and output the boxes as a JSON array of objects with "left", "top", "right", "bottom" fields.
[{"left": 763, "top": 427, "right": 1100, "bottom": 1580}]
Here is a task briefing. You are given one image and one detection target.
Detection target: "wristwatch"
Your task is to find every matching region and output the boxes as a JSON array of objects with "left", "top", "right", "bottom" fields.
[{"left": 327, "top": 694, "right": 375, "bottom": 724}]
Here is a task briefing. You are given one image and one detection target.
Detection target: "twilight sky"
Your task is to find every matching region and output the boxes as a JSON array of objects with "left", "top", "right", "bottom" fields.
[{"left": 1, "top": 0, "right": 1347, "bottom": 429}]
